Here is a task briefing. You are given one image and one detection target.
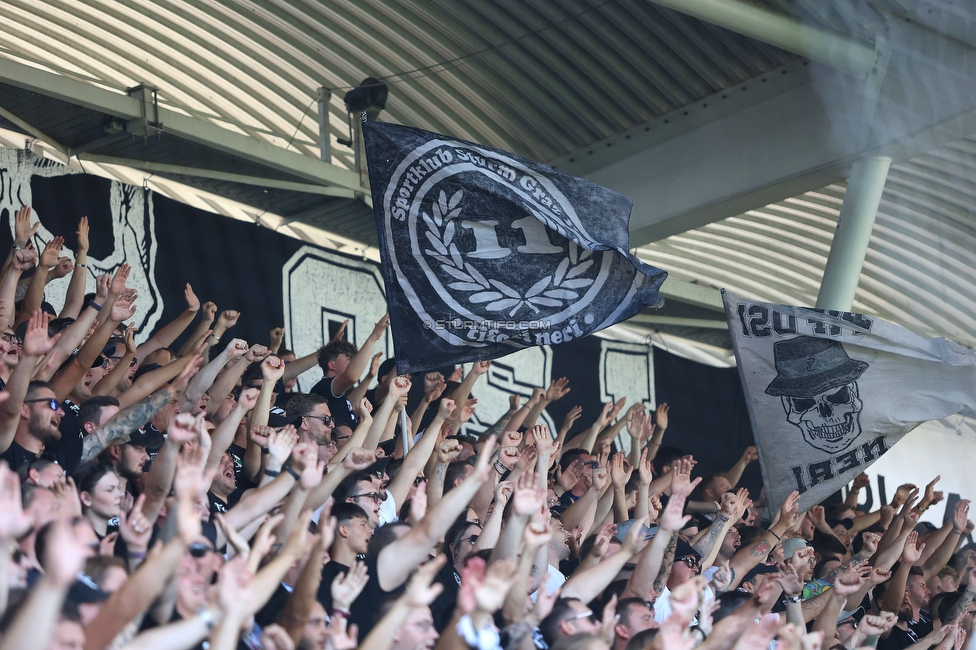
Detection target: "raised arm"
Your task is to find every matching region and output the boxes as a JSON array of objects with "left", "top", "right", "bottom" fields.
[
  {"left": 59, "top": 217, "right": 89, "bottom": 319},
  {"left": 177, "top": 301, "right": 216, "bottom": 358},
  {"left": 0, "top": 310, "right": 58, "bottom": 453},
  {"left": 82, "top": 382, "right": 181, "bottom": 462},
  {"left": 332, "top": 315, "right": 389, "bottom": 395},
  {"left": 179, "top": 338, "right": 246, "bottom": 411},
  {"left": 376, "top": 438, "right": 497, "bottom": 591},
  {"left": 135, "top": 283, "right": 200, "bottom": 362},
  {"left": 387, "top": 398, "right": 454, "bottom": 508},
  {"left": 15, "top": 236, "right": 62, "bottom": 328},
  {"left": 717, "top": 446, "right": 758, "bottom": 488}
]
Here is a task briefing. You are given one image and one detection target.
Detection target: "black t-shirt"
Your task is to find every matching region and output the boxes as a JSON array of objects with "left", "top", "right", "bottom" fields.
[
  {"left": 208, "top": 491, "right": 229, "bottom": 519},
  {"left": 47, "top": 400, "right": 83, "bottom": 472},
  {"left": 878, "top": 625, "right": 920, "bottom": 650},
  {"left": 317, "top": 560, "right": 350, "bottom": 615},
  {"left": 310, "top": 376, "right": 358, "bottom": 427},
  {"left": 348, "top": 553, "right": 404, "bottom": 637},
  {"left": 255, "top": 582, "right": 291, "bottom": 628},
  {"left": 429, "top": 561, "right": 461, "bottom": 632},
  {"left": 0, "top": 440, "right": 54, "bottom": 470}
]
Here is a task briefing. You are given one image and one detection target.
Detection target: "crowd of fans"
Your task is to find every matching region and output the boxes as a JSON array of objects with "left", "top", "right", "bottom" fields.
[{"left": 0, "top": 205, "right": 973, "bottom": 650}]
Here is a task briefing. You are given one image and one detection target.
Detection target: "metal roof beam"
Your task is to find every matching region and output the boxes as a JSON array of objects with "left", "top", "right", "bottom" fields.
[
  {"left": 560, "top": 6, "right": 976, "bottom": 245},
  {"left": 81, "top": 155, "right": 358, "bottom": 198},
  {"left": 647, "top": 0, "right": 877, "bottom": 77},
  {"left": 658, "top": 277, "right": 724, "bottom": 312},
  {"left": 0, "top": 57, "right": 363, "bottom": 192}
]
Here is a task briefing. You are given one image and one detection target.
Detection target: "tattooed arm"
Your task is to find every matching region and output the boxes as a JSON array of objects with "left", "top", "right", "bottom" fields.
[
  {"left": 653, "top": 533, "right": 678, "bottom": 595},
  {"left": 944, "top": 572, "right": 976, "bottom": 623},
  {"left": 82, "top": 386, "right": 176, "bottom": 462},
  {"left": 728, "top": 491, "right": 800, "bottom": 590}
]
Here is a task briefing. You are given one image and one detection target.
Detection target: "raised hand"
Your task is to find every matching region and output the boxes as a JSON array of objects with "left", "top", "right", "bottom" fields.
[
  {"left": 332, "top": 561, "right": 369, "bottom": 612},
  {"left": 268, "top": 427, "right": 299, "bottom": 466},
  {"left": 953, "top": 500, "right": 971, "bottom": 532},
  {"left": 545, "top": 377, "right": 571, "bottom": 401},
  {"left": 433, "top": 438, "right": 459, "bottom": 464},
  {"left": 371, "top": 314, "right": 390, "bottom": 339},
  {"left": 555, "top": 459, "right": 583, "bottom": 492},
  {"left": 832, "top": 566, "right": 863, "bottom": 596},
  {"left": 224, "top": 338, "right": 248, "bottom": 360},
  {"left": 261, "top": 355, "right": 285, "bottom": 382},
  {"left": 245, "top": 344, "right": 270, "bottom": 363},
  {"left": 512, "top": 470, "right": 545, "bottom": 516},
  {"left": 610, "top": 452, "right": 634, "bottom": 489},
  {"left": 14, "top": 205, "right": 39, "bottom": 245},
  {"left": 50, "top": 257, "right": 73, "bottom": 279},
  {"left": 472, "top": 359, "right": 491, "bottom": 375},
  {"left": 269, "top": 327, "right": 285, "bottom": 351},
  {"left": 562, "top": 405, "right": 582, "bottom": 431},
  {"left": 405, "top": 554, "right": 445, "bottom": 607},
  {"left": 22, "top": 309, "right": 58, "bottom": 357},
  {"left": 0, "top": 463, "right": 30, "bottom": 542},
  {"left": 902, "top": 530, "right": 925, "bottom": 564},
  {"left": 655, "top": 402, "right": 670, "bottom": 431},
  {"left": 501, "top": 429, "right": 523, "bottom": 448},
  {"left": 343, "top": 448, "right": 376, "bottom": 471},
  {"left": 237, "top": 387, "right": 259, "bottom": 412},
  {"left": 201, "top": 301, "right": 217, "bottom": 322},
  {"left": 110, "top": 263, "right": 131, "bottom": 295},
  {"left": 44, "top": 517, "right": 90, "bottom": 587},
  {"left": 118, "top": 493, "right": 153, "bottom": 551},
  {"left": 670, "top": 457, "right": 701, "bottom": 499},
  {"left": 110, "top": 298, "right": 137, "bottom": 322},
  {"left": 39, "top": 235, "right": 64, "bottom": 268},
  {"left": 11, "top": 247, "right": 37, "bottom": 272},
  {"left": 217, "top": 310, "right": 241, "bottom": 330},
  {"left": 658, "top": 490, "right": 691, "bottom": 532},
  {"left": 389, "top": 375, "right": 412, "bottom": 399}
]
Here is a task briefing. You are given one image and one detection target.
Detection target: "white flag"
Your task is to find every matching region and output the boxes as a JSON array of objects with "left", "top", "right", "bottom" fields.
[{"left": 723, "top": 291, "right": 976, "bottom": 512}]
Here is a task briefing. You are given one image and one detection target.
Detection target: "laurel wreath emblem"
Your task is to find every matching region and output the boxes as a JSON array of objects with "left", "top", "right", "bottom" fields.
[{"left": 422, "top": 189, "right": 595, "bottom": 317}]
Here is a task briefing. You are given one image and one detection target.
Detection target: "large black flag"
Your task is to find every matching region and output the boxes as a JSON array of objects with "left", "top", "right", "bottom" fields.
[{"left": 363, "top": 120, "right": 667, "bottom": 374}]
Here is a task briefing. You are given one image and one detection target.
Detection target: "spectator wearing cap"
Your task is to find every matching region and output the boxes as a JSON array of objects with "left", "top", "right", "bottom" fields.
[{"left": 652, "top": 538, "right": 707, "bottom": 623}]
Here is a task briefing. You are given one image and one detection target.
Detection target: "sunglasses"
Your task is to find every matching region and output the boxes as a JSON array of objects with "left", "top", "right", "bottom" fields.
[
  {"left": 414, "top": 476, "right": 428, "bottom": 486},
  {"left": 305, "top": 414, "right": 334, "bottom": 427},
  {"left": 584, "top": 461, "right": 600, "bottom": 469},
  {"left": 1, "top": 332, "right": 21, "bottom": 344},
  {"left": 676, "top": 556, "right": 700, "bottom": 569},
  {"left": 24, "top": 398, "right": 59, "bottom": 411},
  {"left": 188, "top": 542, "right": 214, "bottom": 558},
  {"left": 349, "top": 492, "right": 384, "bottom": 504}
]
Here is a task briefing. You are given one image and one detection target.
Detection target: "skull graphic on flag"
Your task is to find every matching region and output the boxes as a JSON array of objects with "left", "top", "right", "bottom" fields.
[{"left": 764, "top": 337, "right": 869, "bottom": 454}]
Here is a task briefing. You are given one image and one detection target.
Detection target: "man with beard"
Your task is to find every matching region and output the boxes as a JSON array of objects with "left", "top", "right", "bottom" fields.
[
  {"left": 1, "top": 380, "right": 65, "bottom": 468},
  {"left": 207, "top": 452, "right": 237, "bottom": 516},
  {"left": 285, "top": 393, "right": 336, "bottom": 447}
]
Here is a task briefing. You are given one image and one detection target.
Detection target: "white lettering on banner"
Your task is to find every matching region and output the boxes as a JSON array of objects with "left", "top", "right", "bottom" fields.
[
  {"left": 598, "top": 341, "right": 654, "bottom": 454},
  {"left": 282, "top": 247, "right": 392, "bottom": 393}
]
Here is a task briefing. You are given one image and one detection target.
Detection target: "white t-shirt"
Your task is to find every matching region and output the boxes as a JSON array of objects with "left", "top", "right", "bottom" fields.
[
  {"left": 378, "top": 491, "right": 398, "bottom": 525},
  {"left": 652, "top": 583, "right": 715, "bottom": 625}
]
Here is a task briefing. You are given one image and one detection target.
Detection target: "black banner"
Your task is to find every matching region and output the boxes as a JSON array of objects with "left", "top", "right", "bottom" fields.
[{"left": 363, "top": 121, "right": 667, "bottom": 375}]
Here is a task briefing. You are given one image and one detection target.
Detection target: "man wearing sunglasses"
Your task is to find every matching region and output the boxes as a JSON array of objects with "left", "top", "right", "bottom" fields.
[
  {"left": 0, "top": 381, "right": 65, "bottom": 469},
  {"left": 652, "top": 539, "right": 707, "bottom": 624},
  {"left": 284, "top": 393, "right": 336, "bottom": 447}
]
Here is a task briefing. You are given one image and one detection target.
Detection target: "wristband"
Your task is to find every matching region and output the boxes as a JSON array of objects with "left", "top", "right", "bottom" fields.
[
  {"left": 89, "top": 301, "right": 102, "bottom": 312},
  {"left": 12, "top": 243, "right": 22, "bottom": 251},
  {"left": 209, "top": 334, "right": 220, "bottom": 342},
  {"left": 715, "top": 512, "right": 730, "bottom": 522},
  {"left": 770, "top": 530, "right": 782, "bottom": 541},
  {"left": 261, "top": 446, "right": 270, "bottom": 455},
  {"left": 333, "top": 609, "right": 350, "bottom": 619},
  {"left": 493, "top": 460, "right": 508, "bottom": 475},
  {"left": 264, "top": 468, "right": 280, "bottom": 477},
  {"left": 786, "top": 595, "right": 802, "bottom": 603},
  {"left": 77, "top": 263, "right": 87, "bottom": 268},
  {"left": 283, "top": 464, "right": 301, "bottom": 480},
  {"left": 953, "top": 527, "right": 964, "bottom": 535}
]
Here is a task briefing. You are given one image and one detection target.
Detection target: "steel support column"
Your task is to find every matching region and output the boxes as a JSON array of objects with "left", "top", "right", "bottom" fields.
[{"left": 815, "top": 156, "right": 891, "bottom": 311}]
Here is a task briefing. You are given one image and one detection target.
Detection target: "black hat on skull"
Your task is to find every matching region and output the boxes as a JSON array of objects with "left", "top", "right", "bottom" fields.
[{"left": 765, "top": 337, "right": 868, "bottom": 398}]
